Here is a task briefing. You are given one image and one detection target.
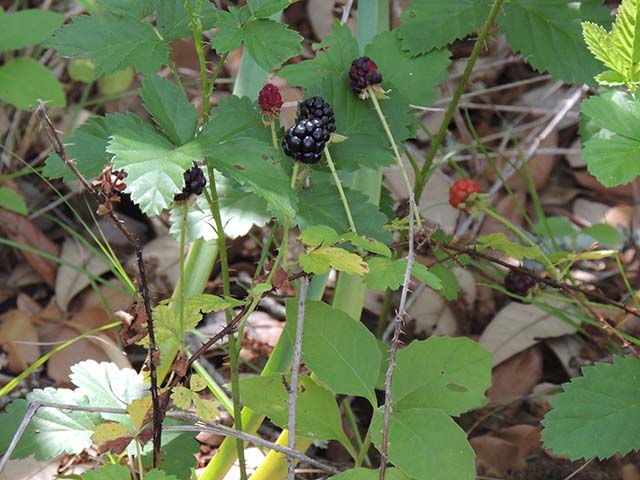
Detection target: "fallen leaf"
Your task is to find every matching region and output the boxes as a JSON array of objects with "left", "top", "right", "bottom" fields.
[
  {"left": 479, "top": 301, "right": 577, "bottom": 366},
  {"left": 78, "top": 278, "right": 136, "bottom": 313},
  {"left": 487, "top": 346, "right": 543, "bottom": 408},
  {"left": 0, "top": 310, "right": 40, "bottom": 373},
  {"left": 55, "top": 237, "right": 112, "bottom": 312},
  {"left": 472, "top": 424, "right": 541, "bottom": 477},
  {"left": 546, "top": 335, "right": 583, "bottom": 377},
  {"left": 128, "top": 235, "right": 182, "bottom": 294},
  {"left": 0, "top": 210, "right": 60, "bottom": 287},
  {"left": 16, "top": 293, "right": 42, "bottom": 317}
]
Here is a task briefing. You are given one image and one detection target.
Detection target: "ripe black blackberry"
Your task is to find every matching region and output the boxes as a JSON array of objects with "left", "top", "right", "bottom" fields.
[
  {"left": 282, "top": 119, "right": 330, "bottom": 164},
  {"left": 174, "top": 165, "right": 206, "bottom": 201},
  {"left": 349, "top": 56, "right": 383, "bottom": 94},
  {"left": 504, "top": 269, "right": 537, "bottom": 297},
  {"left": 298, "top": 96, "right": 336, "bottom": 133}
]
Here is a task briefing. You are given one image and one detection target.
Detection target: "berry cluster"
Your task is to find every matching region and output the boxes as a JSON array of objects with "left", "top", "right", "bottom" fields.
[
  {"left": 174, "top": 165, "right": 207, "bottom": 202},
  {"left": 349, "top": 56, "right": 383, "bottom": 95},
  {"left": 282, "top": 118, "right": 330, "bottom": 164},
  {"left": 258, "top": 83, "right": 283, "bottom": 117},
  {"left": 298, "top": 96, "right": 336, "bottom": 133},
  {"left": 504, "top": 269, "right": 537, "bottom": 298},
  {"left": 449, "top": 179, "right": 481, "bottom": 209}
]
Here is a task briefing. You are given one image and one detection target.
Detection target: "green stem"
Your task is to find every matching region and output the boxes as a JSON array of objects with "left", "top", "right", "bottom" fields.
[
  {"left": 177, "top": 204, "right": 188, "bottom": 350},
  {"left": 324, "top": 146, "right": 357, "bottom": 234},
  {"left": 415, "top": 0, "right": 504, "bottom": 201},
  {"left": 192, "top": 359, "right": 234, "bottom": 413},
  {"left": 204, "top": 168, "right": 248, "bottom": 480},
  {"left": 376, "top": 288, "right": 394, "bottom": 339},
  {"left": 342, "top": 398, "right": 372, "bottom": 467},
  {"left": 368, "top": 88, "right": 421, "bottom": 228},
  {"left": 185, "top": 0, "right": 209, "bottom": 122},
  {"left": 356, "top": 428, "right": 372, "bottom": 468}
]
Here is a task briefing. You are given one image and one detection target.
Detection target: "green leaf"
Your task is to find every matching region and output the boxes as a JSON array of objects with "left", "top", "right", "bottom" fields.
[
  {"left": 295, "top": 173, "right": 392, "bottom": 243},
  {"left": 364, "top": 257, "right": 408, "bottom": 291},
  {"left": 81, "top": 464, "right": 131, "bottom": 480},
  {"left": 341, "top": 233, "right": 391, "bottom": 258},
  {"left": 0, "top": 399, "right": 28, "bottom": 455},
  {"left": 392, "top": 336, "right": 491, "bottom": 415},
  {"left": 499, "top": 0, "right": 611, "bottom": 85},
  {"left": 43, "top": 116, "right": 111, "bottom": 182},
  {"left": 428, "top": 263, "right": 460, "bottom": 301},
  {"left": 412, "top": 263, "right": 444, "bottom": 291},
  {"left": 140, "top": 423, "right": 199, "bottom": 478},
  {"left": 330, "top": 468, "right": 409, "bottom": 480},
  {"left": 141, "top": 75, "right": 198, "bottom": 146},
  {"left": 206, "top": 138, "right": 297, "bottom": 217},
  {"left": 240, "top": 374, "right": 350, "bottom": 443},
  {"left": 211, "top": 7, "right": 302, "bottom": 71},
  {"left": 171, "top": 386, "right": 194, "bottom": 410},
  {"left": 97, "top": 0, "right": 157, "bottom": 18},
  {"left": 299, "top": 247, "right": 368, "bottom": 276},
  {"left": 0, "top": 58, "right": 65, "bottom": 109},
  {"left": 285, "top": 300, "right": 381, "bottom": 405},
  {"left": 197, "top": 95, "right": 263, "bottom": 145},
  {"left": 169, "top": 174, "right": 271, "bottom": 242},
  {"left": 156, "top": 0, "right": 219, "bottom": 41},
  {"left": 47, "top": 13, "right": 169, "bottom": 75},
  {"left": 371, "top": 407, "right": 476, "bottom": 480},
  {"left": 0, "top": 187, "right": 28, "bottom": 214},
  {"left": 179, "top": 293, "right": 245, "bottom": 313},
  {"left": 398, "top": 0, "right": 490, "bottom": 55},
  {"left": 542, "top": 355, "right": 640, "bottom": 460},
  {"left": 300, "top": 225, "right": 341, "bottom": 247},
  {"left": 12, "top": 388, "right": 101, "bottom": 460},
  {"left": 0, "top": 9, "right": 65, "bottom": 50},
  {"left": 145, "top": 469, "right": 179, "bottom": 480},
  {"left": 151, "top": 303, "right": 203, "bottom": 346},
  {"left": 579, "top": 224, "right": 622, "bottom": 247},
  {"left": 70, "top": 360, "right": 147, "bottom": 423},
  {"left": 247, "top": 0, "right": 291, "bottom": 18},
  {"left": 478, "top": 232, "right": 546, "bottom": 261},
  {"left": 365, "top": 30, "right": 450, "bottom": 106},
  {"left": 107, "top": 114, "right": 202, "bottom": 216},
  {"left": 580, "top": 89, "right": 640, "bottom": 187}
]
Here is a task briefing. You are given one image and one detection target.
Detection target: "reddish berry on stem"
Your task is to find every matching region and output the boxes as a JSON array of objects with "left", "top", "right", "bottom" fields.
[
  {"left": 504, "top": 269, "right": 537, "bottom": 297},
  {"left": 449, "top": 178, "right": 481, "bottom": 208},
  {"left": 349, "top": 56, "right": 383, "bottom": 94},
  {"left": 258, "top": 83, "right": 283, "bottom": 116}
]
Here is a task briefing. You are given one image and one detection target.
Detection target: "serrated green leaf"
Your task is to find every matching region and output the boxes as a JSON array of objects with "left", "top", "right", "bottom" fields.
[
  {"left": 151, "top": 303, "right": 203, "bottom": 346},
  {"left": 13, "top": 388, "right": 101, "bottom": 460},
  {"left": 478, "top": 232, "right": 546, "bottom": 261},
  {"left": 240, "top": 374, "right": 349, "bottom": 444},
  {"left": 43, "top": 116, "right": 110, "bottom": 182},
  {"left": 364, "top": 257, "right": 407, "bottom": 291},
  {"left": 141, "top": 75, "right": 199, "bottom": 145},
  {"left": 581, "top": 89, "right": 640, "bottom": 186},
  {"left": 392, "top": 336, "right": 491, "bottom": 415},
  {"left": 412, "top": 263, "right": 443, "bottom": 291},
  {"left": 428, "top": 263, "right": 460, "bottom": 301},
  {"left": 300, "top": 247, "right": 367, "bottom": 276},
  {"left": 341, "top": 232, "right": 391, "bottom": 258},
  {"left": 300, "top": 225, "right": 340, "bottom": 247},
  {"left": 190, "top": 373, "right": 207, "bottom": 392},
  {"left": 295, "top": 173, "right": 391, "bottom": 243},
  {"left": 70, "top": 360, "right": 147, "bottom": 424},
  {"left": 499, "top": 0, "right": 611, "bottom": 85},
  {"left": 179, "top": 293, "right": 245, "bottom": 313},
  {"left": 107, "top": 115, "right": 202, "bottom": 216},
  {"left": 210, "top": 7, "right": 247, "bottom": 53},
  {"left": 370, "top": 407, "right": 476, "bottom": 480},
  {"left": 242, "top": 19, "right": 302, "bottom": 71},
  {"left": 47, "top": 13, "right": 168, "bottom": 75},
  {"left": 192, "top": 395, "right": 218, "bottom": 421},
  {"left": 583, "top": 22, "right": 620, "bottom": 73},
  {"left": 206, "top": 137, "right": 297, "bottom": 217},
  {"left": 141, "top": 427, "right": 197, "bottom": 478},
  {"left": 171, "top": 386, "right": 194, "bottom": 410},
  {"left": 542, "top": 355, "right": 640, "bottom": 460},
  {"left": 81, "top": 464, "right": 131, "bottom": 480},
  {"left": 0, "top": 58, "right": 65, "bottom": 110},
  {"left": 330, "top": 468, "right": 409, "bottom": 480},
  {"left": 198, "top": 95, "right": 263, "bottom": 145},
  {"left": 247, "top": 0, "right": 291, "bottom": 18},
  {"left": 398, "top": 0, "right": 490, "bottom": 55},
  {"left": 0, "top": 187, "right": 27, "bottom": 214},
  {"left": 365, "top": 30, "right": 450, "bottom": 106},
  {"left": 285, "top": 300, "right": 380, "bottom": 405},
  {"left": 0, "top": 9, "right": 64, "bottom": 50},
  {"left": 156, "top": 0, "right": 219, "bottom": 41},
  {"left": 97, "top": 0, "right": 157, "bottom": 18},
  {"left": 145, "top": 469, "right": 179, "bottom": 480},
  {"left": 169, "top": 175, "right": 271, "bottom": 242}
]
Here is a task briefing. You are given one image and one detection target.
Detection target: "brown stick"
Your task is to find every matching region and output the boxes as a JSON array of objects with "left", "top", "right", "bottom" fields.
[{"left": 35, "top": 102, "right": 164, "bottom": 467}]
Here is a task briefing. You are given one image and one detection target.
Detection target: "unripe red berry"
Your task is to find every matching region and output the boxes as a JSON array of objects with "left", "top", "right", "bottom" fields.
[
  {"left": 349, "top": 56, "right": 383, "bottom": 94},
  {"left": 258, "top": 83, "right": 283, "bottom": 116},
  {"left": 449, "top": 178, "right": 481, "bottom": 208}
]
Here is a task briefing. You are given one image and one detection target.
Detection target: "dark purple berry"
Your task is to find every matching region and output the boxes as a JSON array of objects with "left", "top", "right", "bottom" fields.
[
  {"left": 297, "top": 96, "right": 336, "bottom": 133},
  {"left": 282, "top": 119, "right": 330, "bottom": 164},
  {"left": 174, "top": 165, "right": 206, "bottom": 201},
  {"left": 504, "top": 269, "right": 537, "bottom": 297},
  {"left": 349, "top": 56, "right": 383, "bottom": 94}
]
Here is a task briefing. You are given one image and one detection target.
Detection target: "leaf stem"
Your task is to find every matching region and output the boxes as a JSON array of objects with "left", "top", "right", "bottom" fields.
[
  {"left": 177, "top": 203, "right": 188, "bottom": 349},
  {"left": 185, "top": 0, "right": 210, "bottom": 122},
  {"left": 415, "top": 0, "right": 504, "bottom": 201},
  {"left": 324, "top": 146, "right": 357, "bottom": 234},
  {"left": 203, "top": 167, "right": 248, "bottom": 480},
  {"left": 367, "top": 88, "right": 421, "bottom": 228}
]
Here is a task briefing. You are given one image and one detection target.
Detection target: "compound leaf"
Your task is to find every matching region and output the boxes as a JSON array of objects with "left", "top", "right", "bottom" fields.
[{"left": 156, "top": 0, "right": 218, "bottom": 41}]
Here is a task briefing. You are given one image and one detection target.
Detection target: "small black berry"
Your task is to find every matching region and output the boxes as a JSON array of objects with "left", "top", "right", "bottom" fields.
[
  {"left": 349, "top": 56, "right": 383, "bottom": 94},
  {"left": 282, "top": 119, "right": 330, "bottom": 164},
  {"left": 174, "top": 165, "right": 206, "bottom": 201},
  {"left": 297, "top": 96, "right": 336, "bottom": 133},
  {"left": 504, "top": 269, "right": 537, "bottom": 298}
]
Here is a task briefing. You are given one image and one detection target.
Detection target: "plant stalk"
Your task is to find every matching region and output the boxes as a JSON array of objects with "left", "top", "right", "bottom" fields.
[{"left": 324, "top": 145, "right": 357, "bottom": 234}]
